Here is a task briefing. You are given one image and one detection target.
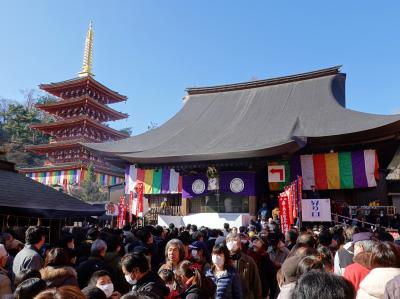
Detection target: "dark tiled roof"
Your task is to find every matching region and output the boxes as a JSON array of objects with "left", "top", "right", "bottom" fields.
[
  {"left": 82, "top": 67, "right": 400, "bottom": 164},
  {"left": 0, "top": 165, "right": 104, "bottom": 218}
]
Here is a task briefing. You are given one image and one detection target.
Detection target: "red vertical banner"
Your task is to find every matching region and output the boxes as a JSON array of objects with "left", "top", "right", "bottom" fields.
[
  {"left": 279, "top": 194, "right": 290, "bottom": 234},
  {"left": 129, "top": 192, "right": 134, "bottom": 224},
  {"left": 117, "top": 196, "right": 125, "bottom": 229},
  {"left": 286, "top": 187, "right": 294, "bottom": 225},
  {"left": 290, "top": 182, "right": 297, "bottom": 220},
  {"left": 136, "top": 182, "right": 144, "bottom": 217},
  {"left": 297, "top": 176, "right": 303, "bottom": 214}
]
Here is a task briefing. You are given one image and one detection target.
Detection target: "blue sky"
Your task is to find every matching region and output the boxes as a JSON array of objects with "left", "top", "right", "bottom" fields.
[{"left": 1, "top": 1, "right": 400, "bottom": 134}]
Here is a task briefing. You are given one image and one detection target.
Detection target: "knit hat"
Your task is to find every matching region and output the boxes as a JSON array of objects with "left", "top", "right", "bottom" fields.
[{"left": 281, "top": 256, "right": 303, "bottom": 283}]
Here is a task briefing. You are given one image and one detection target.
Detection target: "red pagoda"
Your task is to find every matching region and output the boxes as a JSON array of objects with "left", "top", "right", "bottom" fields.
[{"left": 20, "top": 22, "right": 128, "bottom": 189}]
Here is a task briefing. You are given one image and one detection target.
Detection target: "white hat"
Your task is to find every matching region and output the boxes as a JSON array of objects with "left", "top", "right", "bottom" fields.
[{"left": 0, "top": 244, "right": 7, "bottom": 258}]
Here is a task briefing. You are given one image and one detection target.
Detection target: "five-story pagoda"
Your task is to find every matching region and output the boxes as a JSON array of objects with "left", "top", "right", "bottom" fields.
[{"left": 19, "top": 22, "right": 128, "bottom": 189}]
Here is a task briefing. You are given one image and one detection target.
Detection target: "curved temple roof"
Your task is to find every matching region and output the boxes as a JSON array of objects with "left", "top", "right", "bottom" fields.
[{"left": 82, "top": 66, "right": 400, "bottom": 164}]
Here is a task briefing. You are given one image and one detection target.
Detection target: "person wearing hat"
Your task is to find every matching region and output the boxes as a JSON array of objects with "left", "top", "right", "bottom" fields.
[
  {"left": 343, "top": 232, "right": 375, "bottom": 291},
  {"left": 0, "top": 244, "right": 12, "bottom": 298},
  {"left": 189, "top": 241, "right": 211, "bottom": 274},
  {"left": 247, "top": 236, "right": 278, "bottom": 299}
]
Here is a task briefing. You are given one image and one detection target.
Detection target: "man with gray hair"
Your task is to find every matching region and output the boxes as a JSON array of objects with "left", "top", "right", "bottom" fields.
[
  {"left": 343, "top": 232, "right": 375, "bottom": 291},
  {"left": 77, "top": 239, "right": 111, "bottom": 288}
]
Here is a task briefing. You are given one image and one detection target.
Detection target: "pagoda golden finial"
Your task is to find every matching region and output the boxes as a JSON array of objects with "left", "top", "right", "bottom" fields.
[{"left": 78, "top": 21, "right": 94, "bottom": 77}]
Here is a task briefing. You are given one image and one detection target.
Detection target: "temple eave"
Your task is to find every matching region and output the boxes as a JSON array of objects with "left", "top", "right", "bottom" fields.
[{"left": 39, "top": 76, "right": 127, "bottom": 103}]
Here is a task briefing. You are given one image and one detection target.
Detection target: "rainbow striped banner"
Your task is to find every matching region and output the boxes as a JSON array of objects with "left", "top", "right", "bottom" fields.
[
  {"left": 297, "top": 149, "right": 379, "bottom": 190},
  {"left": 26, "top": 169, "right": 123, "bottom": 187},
  {"left": 125, "top": 166, "right": 182, "bottom": 195}
]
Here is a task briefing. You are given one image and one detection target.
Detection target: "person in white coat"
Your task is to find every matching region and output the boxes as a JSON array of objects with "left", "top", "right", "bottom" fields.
[{"left": 357, "top": 242, "right": 400, "bottom": 299}]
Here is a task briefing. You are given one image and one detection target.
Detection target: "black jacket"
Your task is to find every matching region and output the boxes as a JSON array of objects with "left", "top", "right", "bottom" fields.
[
  {"left": 133, "top": 271, "right": 170, "bottom": 299},
  {"left": 77, "top": 256, "right": 110, "bottom": 288},
  {"left": 179, "top": 283, "right": 215, "bottom": 299}
]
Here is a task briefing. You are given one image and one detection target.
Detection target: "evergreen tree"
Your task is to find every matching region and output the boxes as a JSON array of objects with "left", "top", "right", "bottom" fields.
[{"left": 73, "top": 164, "right": 108, "bottom": 202}]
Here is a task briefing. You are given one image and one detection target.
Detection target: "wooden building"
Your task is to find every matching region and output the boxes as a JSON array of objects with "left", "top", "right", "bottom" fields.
[
  {"left": 84, "top": 66, "right": 400, "bottom": 227},
  {"left": 19, "top": 22, "right": 127, "bottom": 189}
]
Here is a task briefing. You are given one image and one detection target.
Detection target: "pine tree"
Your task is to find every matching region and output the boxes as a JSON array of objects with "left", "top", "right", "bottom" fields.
[{"left": 73, "top": 164, "right": 108, "bottom": 202}]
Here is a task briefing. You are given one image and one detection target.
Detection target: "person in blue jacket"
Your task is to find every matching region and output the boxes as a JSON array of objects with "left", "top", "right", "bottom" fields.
[{"left": 205, "top": 243, "right": 242, "bottom": 299}]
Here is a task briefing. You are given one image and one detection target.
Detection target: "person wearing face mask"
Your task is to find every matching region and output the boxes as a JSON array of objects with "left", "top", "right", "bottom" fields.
[
  {"left": 225, "top": 233, "right": 261, "bottom": 299},
  {"left": 121, "top": 252, "right": 170, "bottom": 299},
  {"left": 189, "top": 242, "right": 211, "bottom": 274},
  {"left": 205, "top": 243, "right": 242, "bottom": 299},
  {"left": 88, "top": 270, "right": 121, "bottom": 299},
  {"left": 247, "top": 236, "right": 278, "bottom": 299}
]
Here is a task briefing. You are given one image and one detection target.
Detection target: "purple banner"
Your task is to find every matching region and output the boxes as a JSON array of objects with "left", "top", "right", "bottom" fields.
[
  {"left": 182, "top": 173, "right": 209, "bottom": 198},
  {"left": 161, "top": 167, "right": 171, "bottom": 194},
  {"left": 183, "top": 171, "right": 256, "bottom": 198},
  {"left": 220, "top": 171, "right": 256, "bottom": 196},
  {"left": 351, "top": 151, "right": 368, "bottom": 188}
]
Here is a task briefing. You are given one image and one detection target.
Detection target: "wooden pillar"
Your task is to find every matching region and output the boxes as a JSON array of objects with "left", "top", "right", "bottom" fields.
[
  {"left": 181, "top": 197, "right": 189, "bottom": 216},
  {"left": 249, "top": 196, "right": 257, "bottom": 216}
]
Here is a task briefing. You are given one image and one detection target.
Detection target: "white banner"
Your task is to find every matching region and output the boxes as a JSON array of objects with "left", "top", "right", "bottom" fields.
[{"left": 301, "top": 199, "right": 331, "bottom": 222}]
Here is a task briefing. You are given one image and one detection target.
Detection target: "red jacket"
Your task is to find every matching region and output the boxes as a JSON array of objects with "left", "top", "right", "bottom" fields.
[{"left": 343, "top": 252, "right": 371, "bottom": 291}]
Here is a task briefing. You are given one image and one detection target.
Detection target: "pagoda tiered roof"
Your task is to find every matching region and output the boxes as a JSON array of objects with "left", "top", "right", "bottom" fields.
[
  {"left": 30, "top": 116, "right": 129, "bottom": 141},
  {"left": 26, "top": 139, "right": 89, "bottom": 153},
  {"left": 40, "top": 75, "right": 127, "bottom": 104},
  {"left": 36, "top": 96, "right": 128, "bottom": 122}
]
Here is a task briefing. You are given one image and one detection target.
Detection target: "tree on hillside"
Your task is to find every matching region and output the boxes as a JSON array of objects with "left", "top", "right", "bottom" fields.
[
  {"left": 0, "top": 91, "right": 57, "bottom": 166},
  {"left": 72, "top": 164, "right": 108, "bottom": 202},
  {"left": 119, "top": 127, "right": 133, "bottom": 136}
]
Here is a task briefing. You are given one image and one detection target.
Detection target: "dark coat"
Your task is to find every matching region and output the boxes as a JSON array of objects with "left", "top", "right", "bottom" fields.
[
  {"left": 205, "top": 267, "right": 243, "bottom": 299},
  {"left": 178, "top": 283, "right": 214, "bottom": 299},
  {"left": 104, "top": 252, "right": 130, "bottom": 294},
  {"left": 247, "top": 249, "right": 278, "bottom": 298},
  {"left": 77, "top": 256, "right": 110, "bottom": 288},
  {"left": 40, "top": 265, "right": 79, "bottom": 288},
  {"left": 230, "top": 252, "right": 261, "bottom": 299},
  {"left": 133, "top": 271, "right": 170, "bottom": 299}
]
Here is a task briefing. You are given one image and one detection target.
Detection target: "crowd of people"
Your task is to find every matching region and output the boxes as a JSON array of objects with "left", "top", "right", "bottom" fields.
[{"left": 0, "top": 215, "right": 400, "bottom": 299}]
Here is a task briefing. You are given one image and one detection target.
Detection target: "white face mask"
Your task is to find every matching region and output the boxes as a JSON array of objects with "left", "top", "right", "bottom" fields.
[
  {"left": 191, "top": 249, "right": 199, "bottom": 259},
  {"left": 212, "top": 254, "right": 224, "bottom": 267},
  {"left": 226, "top": 241, "right": 239, "bottom": 252},
  {"left": 98, "top": 283, "right": 114, "bottom": 298},
  {"left": 125, "top": 273, "right": 137, "bottom": 285}
]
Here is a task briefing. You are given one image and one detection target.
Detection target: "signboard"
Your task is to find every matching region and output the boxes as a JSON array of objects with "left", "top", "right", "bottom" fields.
[
  {"left": 105, "top": 202, "right": 118, "bottom": 216},
  {"left": 268, "top": 165, "right": 286, "bottom": 183},
  {"left": 301, "top": 199, "right": 331, "bottom": 222}
]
